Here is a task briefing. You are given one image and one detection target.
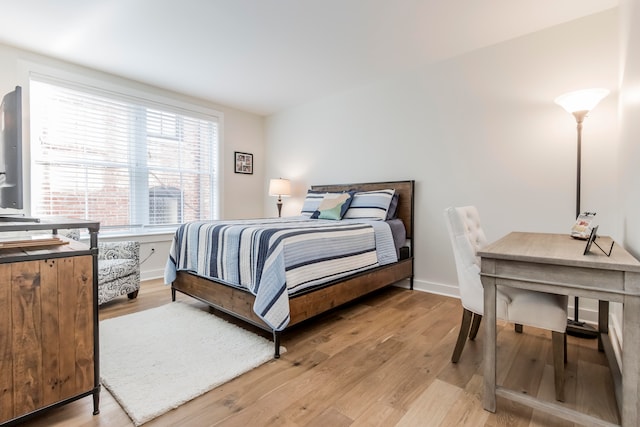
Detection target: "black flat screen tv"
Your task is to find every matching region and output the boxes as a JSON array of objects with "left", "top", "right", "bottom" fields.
[{"left": 0, "top": 85, "right": 23, "bottom": 210}]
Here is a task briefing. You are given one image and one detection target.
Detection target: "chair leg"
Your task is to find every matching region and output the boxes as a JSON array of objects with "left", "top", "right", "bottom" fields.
[
  {"left": 468, "top": 313, "right": 482, "bottom": 340},
  {"left": 515, "top": 324, "right": 523, "bottom": 333},
  {"left": 452, "top": 308, "right": 474, "bottom": 363},
  {"left": 127, "top": 290, "right": 139, "bottom": 300},
  {"left": 552, "top": 331, "right": 566, "bottom": 402}
]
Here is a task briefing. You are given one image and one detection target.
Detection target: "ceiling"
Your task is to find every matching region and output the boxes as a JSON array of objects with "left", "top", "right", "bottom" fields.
[{"left": 0, "top": 0, "right": 618, "bottom": 116}]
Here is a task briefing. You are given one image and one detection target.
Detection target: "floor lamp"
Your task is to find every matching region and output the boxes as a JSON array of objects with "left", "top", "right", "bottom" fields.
[{"left": 554, "top": 87, "right": 609, "bottom": 338}]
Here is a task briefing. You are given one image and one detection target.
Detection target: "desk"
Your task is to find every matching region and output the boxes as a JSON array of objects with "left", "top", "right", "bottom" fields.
[{"left": 479, "top": 232, "right": 640, "bottom": 427}]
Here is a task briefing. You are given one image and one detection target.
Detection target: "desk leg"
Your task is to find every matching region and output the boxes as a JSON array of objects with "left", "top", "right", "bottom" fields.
[
  {"left": 597, "top": 300, "right": 609, "bottom": 352},
  {"left": 482, "top": 269, "right": 497, "bottom": 413},
  {"left": 622, "top": 291, "right": 640, "bottom": 427}
]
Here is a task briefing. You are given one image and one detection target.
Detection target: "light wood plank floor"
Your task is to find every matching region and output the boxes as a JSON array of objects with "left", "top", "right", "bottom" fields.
[{"left": 20, "top": 279, "right": 619, "bottom": 426}]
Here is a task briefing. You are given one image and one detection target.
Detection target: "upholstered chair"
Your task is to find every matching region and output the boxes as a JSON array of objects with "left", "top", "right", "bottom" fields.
[
  {"left": 444, "top": 206, "right": 569, "bottom": 401},
  {"left": 97, "top": 241, "right": 141, "bottom": 305},
  {"left": 60, "top": 230, "right": 140, "bottom": 305}
]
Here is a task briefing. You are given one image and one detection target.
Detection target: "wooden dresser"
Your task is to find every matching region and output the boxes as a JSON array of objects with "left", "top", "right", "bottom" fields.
[{"left": 0, "top": 218, "right": 100, "bottom": 426}]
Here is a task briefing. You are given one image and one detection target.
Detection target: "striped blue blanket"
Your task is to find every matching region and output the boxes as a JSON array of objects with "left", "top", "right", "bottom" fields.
[{"left": 164, "top": 217, "right": 398, "bottom": 331}]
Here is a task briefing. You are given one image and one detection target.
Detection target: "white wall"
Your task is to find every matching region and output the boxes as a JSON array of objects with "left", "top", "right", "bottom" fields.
[
  {"left": 265, "top": 10, "right": 620, "bottom": 317},
  {"left": 0, "top": 10, "right": 625, "bottom": 295},
  {"left": 619, "top": 1, "right": 640, "bottom": 256},
  {"left": 610, "top": 0, "right": 640, "bottom": 359},
  {"left": 0, "top": 42, "right": 266, "bottom": 280}
]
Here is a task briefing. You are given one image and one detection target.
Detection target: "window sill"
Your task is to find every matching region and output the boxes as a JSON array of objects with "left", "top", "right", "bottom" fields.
[{"left": 81, "top": 226, "right": 178, "bottom": 242}]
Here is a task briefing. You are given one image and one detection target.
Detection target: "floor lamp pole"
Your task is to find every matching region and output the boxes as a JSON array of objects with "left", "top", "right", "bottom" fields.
[
  {"left": 567, "top": 110, "right": 597, "bottom": 338},
  {"left": 554, "top": 88, "right": 609, "bottom": 338},
  {"left": 575, "top": 114, "right": 583, "bottom": 220}
]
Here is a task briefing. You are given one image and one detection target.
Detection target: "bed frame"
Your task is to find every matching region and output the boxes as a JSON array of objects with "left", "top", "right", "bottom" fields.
[{"left": 170, "top": 180, "right": 415, "bottom": 357}]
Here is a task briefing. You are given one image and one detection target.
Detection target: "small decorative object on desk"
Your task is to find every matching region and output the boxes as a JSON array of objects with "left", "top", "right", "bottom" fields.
[
  {"left": 583, "top": 225, "right": 615, "bottom": 257},
  {"left": 571, "top": 211, "right": 596, "bottom": 240},
  {"left": 0, "top": 234, "right": 68, "bottom": 249}
]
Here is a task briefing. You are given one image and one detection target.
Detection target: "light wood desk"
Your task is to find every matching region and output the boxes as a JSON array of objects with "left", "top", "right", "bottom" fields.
[{"left": 479, "top": 232, "right": 640, "bottom": 427}]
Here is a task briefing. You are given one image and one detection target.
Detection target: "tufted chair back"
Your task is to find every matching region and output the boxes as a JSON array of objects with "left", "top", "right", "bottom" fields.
[{"left": 444, "top": 206, "right": 487, "bottom": 315}]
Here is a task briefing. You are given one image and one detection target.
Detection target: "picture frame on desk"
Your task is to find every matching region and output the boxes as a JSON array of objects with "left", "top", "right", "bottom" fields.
[
  {"left": 583, "top": 225, "right": 598, "bottom": 255},
  {"left": 583, "top": 225, "right": 614, "bottom": 257}
]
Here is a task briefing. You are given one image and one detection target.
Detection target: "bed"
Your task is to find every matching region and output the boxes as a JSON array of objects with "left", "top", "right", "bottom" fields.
[{"left": 166, "top": 180, "right": 414, "bottom": 357}]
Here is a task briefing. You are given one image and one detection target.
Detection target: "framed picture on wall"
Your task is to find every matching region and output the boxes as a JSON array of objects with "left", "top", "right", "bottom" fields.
[{"left": 234, "top": 151, "right": 253, "bottom": 174}]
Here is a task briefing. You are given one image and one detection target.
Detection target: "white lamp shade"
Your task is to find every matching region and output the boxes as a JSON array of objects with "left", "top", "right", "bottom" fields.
[
  {"left": 269, "top": 178, "right": 291, "bottom": 197},
  {"left": 554, "top": 88, "right": 609, "bottom": 114}
]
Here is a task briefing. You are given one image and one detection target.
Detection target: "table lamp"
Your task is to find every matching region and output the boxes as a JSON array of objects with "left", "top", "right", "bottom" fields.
[{"left": 268, "top": 178, "right": 291, "bottom": 217}]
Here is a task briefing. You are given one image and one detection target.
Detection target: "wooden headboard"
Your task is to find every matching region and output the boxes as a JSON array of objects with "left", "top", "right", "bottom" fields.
[{"left": 310, "top": 180, "right": 415, "bottom": 240}]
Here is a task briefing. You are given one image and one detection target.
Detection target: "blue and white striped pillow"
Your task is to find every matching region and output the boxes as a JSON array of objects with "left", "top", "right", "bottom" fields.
[
  {"left": 300, "top": 190, "right": 326, "bottom": 216},
  {"left": 343, "top": 189, "right": 396, "bottom": 221}
]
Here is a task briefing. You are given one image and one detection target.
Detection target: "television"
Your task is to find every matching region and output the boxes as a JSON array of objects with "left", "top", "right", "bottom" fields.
[{"left": 0, "top": 86, "right": 38, "bottom": 222}]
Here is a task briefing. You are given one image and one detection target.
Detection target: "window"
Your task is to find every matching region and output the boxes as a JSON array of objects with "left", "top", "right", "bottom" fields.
[{"left": 29, "top": 75, "right": 220, "bottom": 232}]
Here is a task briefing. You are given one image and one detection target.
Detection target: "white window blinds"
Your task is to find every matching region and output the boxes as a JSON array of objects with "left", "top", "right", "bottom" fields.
[{"left": 29, "top": 76, "right": 219, "bottom": 231}]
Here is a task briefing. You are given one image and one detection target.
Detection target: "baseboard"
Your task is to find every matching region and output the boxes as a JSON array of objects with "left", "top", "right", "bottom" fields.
[
  {"left": 398, "top": 278, "right": 600, "bottom": 326},
  {"left": 565, "top": 302, "right": 599, "bottom": 326},
  {"left": 411, "top": 278, "right": 460, "bottom": 298},
  {"left": 143, "top": 269, "right": 607, "bottom": 331},
  {"left": 141, "top": 268, "right": 165, "bottom": 282}
]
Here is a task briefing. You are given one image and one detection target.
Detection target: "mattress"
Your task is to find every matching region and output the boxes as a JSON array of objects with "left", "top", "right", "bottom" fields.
[{"left": 164, "top": 217, "right": 402, "bottom": 330}]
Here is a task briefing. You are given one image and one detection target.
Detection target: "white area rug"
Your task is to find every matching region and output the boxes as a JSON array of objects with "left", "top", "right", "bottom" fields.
[{"left": 100, "top": 302, "right": 282, "bottom": 426}]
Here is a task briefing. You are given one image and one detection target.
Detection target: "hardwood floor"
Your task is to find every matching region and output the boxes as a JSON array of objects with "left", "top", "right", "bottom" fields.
[{"left": 19, "top": 279, "right": 618, "bottom": 426}]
